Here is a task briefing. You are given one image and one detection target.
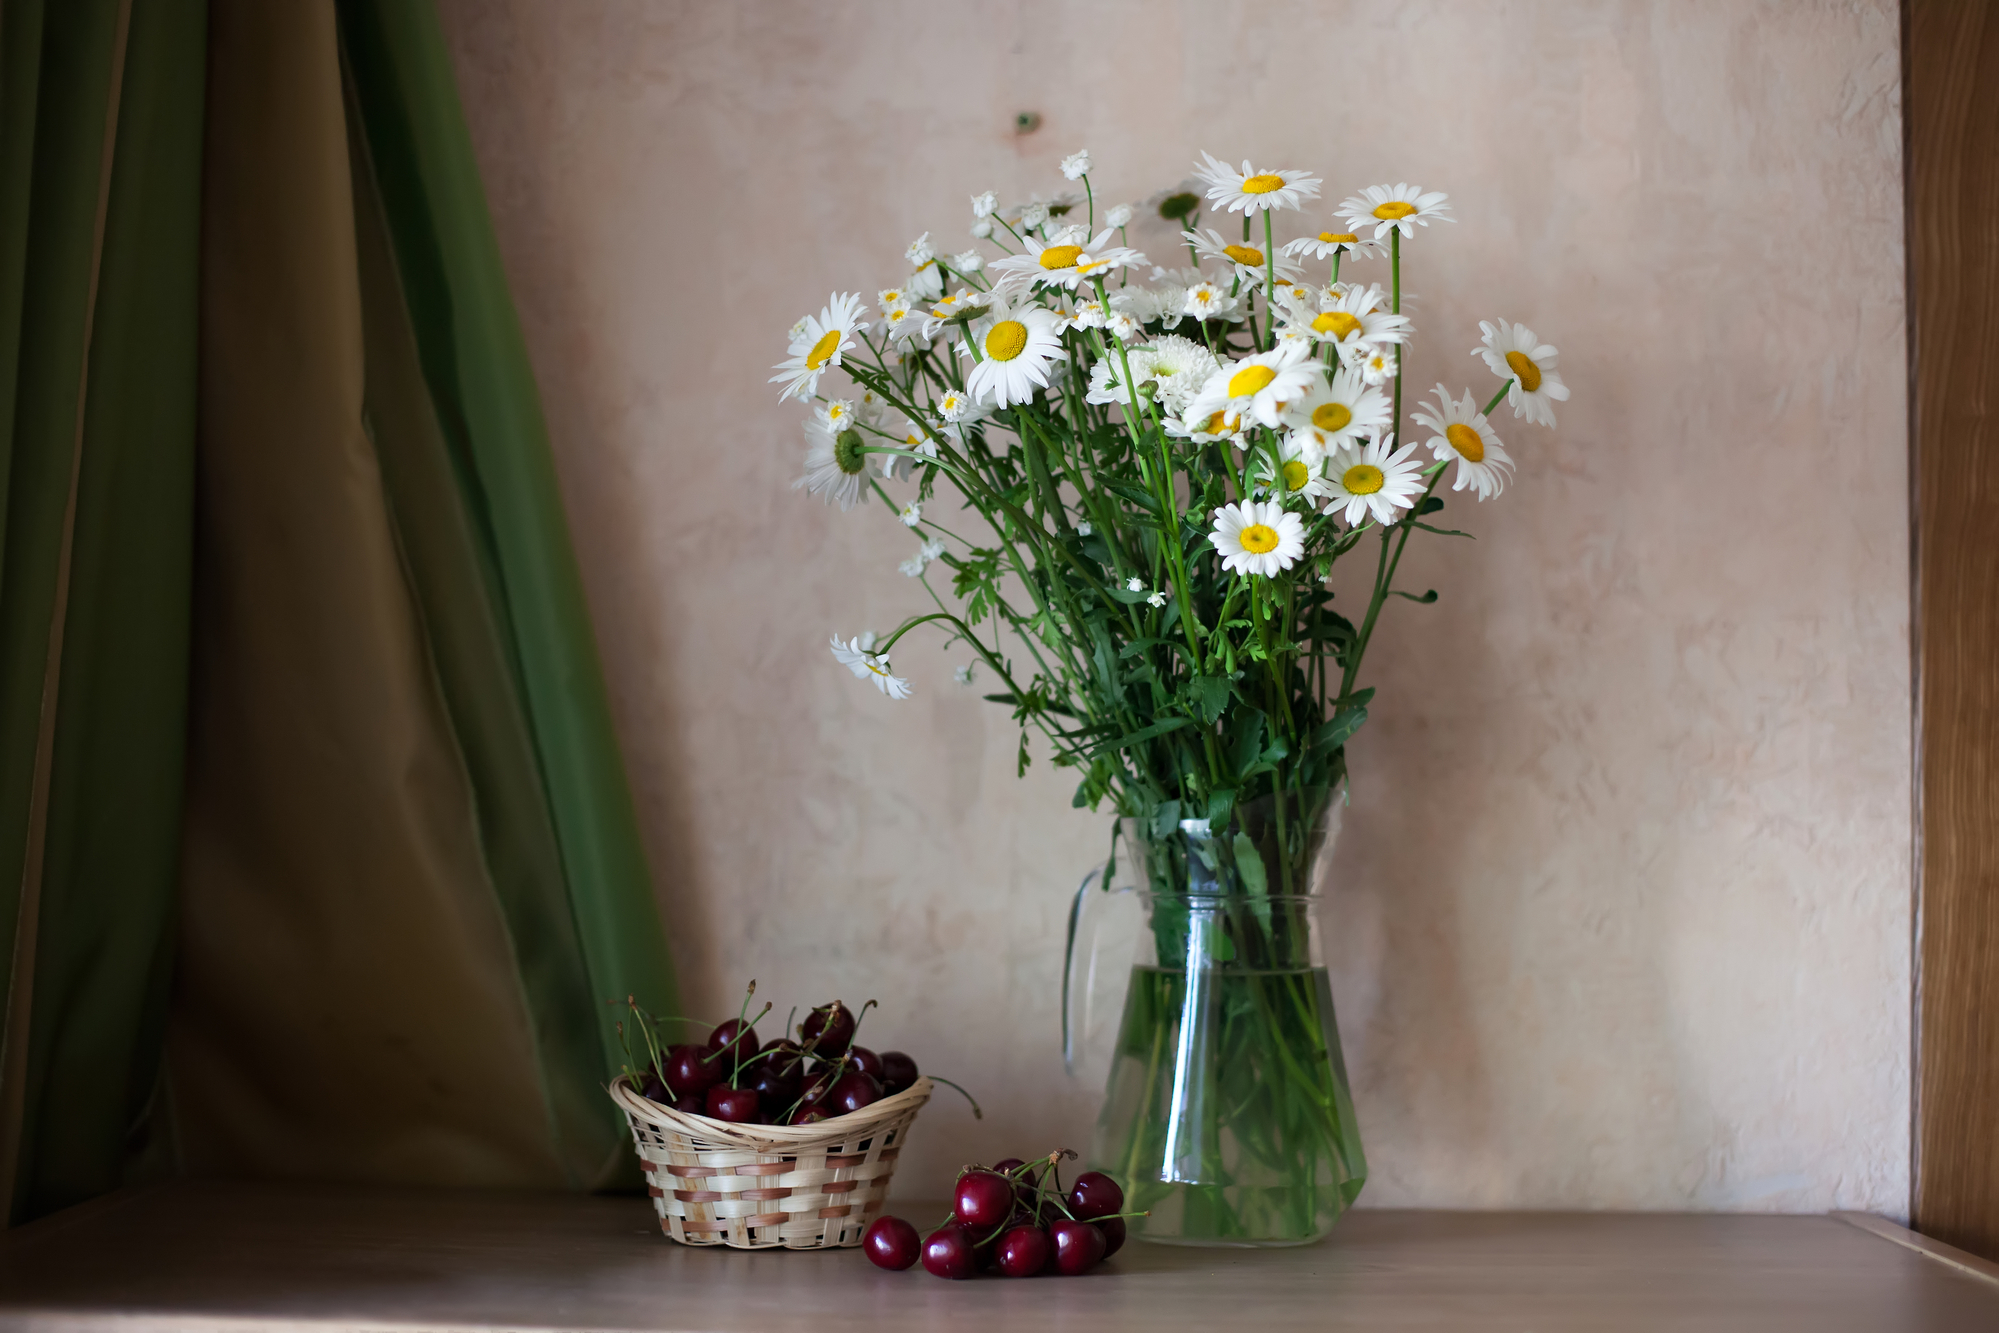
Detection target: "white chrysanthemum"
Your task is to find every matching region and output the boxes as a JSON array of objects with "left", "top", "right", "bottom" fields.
[
  {"left": 971, "top": 218, "right": 994, "bottom": 239},
  {"left": 1280, "top": 229, "right": 1386, "bottom": 262},
  {"left": 1254, "top": 432, "right": 1333, "bottom": 503},
  {"left": 1322, "top": 434, "right": 1426, "bottom": 527},
  {"left": 964, "top": 303, "right": 1064, "bottom": 408},
  {"left": 829, "top": 632, "right": 912, "bottom": 700},
  {"left": 934, "top": 387, "right": 974, "bottom": 422},
  {"left": 1412, "top": 384, "right": 1514, "bottom": 500},
  {"left": 1061, "top": 148, "right": 1092, "bottom": 180},
  {"left": 1192, "top": 152, "right": 1322, "bottom": 216},
  {"left": 970, "top": 191, "right": 998, "bottom": 219},
  {"left": 770, "top": 293, "right": 866, "bottom": 401},
  {"left": 899, "top": 501, "right": 923, "bottom": 527},
  {"left": 949, "top": 249, "right": 985, "bottom": 274},
  {"left": 1184, "top": 228, "right": 1302, "bottom": 287},
  {"left": 1285, "top": 366, "right": 1389, "bottom": 453},
  {"left": 1184, "top": 339, "right": 1317, "bottom": 431},
  {"left": 906, "top": 234, "right": 935, "bottom": 266},
  {"left": 1208, "top": 500, "right": 1306, "bottom": 577},
  {"left": 1144, "top": 336, "right": 1222, "bottom": 414},
  {"left": 794, "top": 419, "right": 870, "bottom": 511},
  {"left": 1337, "top": 183, "right": 1454, "bottom": 241},
  {"left": 1183, "top": 281, "right": 1239, "bottom": 322},
  {"left": 1086, "top": 346, "right": 1160, "bottom": 406},
  {"left": 1474, "top": 320, "right": 1569, "bottom": 428},
  {"left": 1358, "top": 344, "right": 1396, "bottom": 386},
  {"left": 1107, "top": 203, "right": 1134, "bottom": 228},
  {"left": 989, "top": 226, "right": 1146, "bottom": 293}
]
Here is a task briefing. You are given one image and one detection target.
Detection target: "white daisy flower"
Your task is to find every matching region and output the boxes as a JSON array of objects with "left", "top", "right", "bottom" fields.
[
  {"left": 988, "top": 227, "right": 1147, "bottom": 293},
  {"left": 954, "top": 663, "right": 977, "bottom": 685},
  {"left": 970, "top": 191, "right": 998, "bottom": 219},
  {"left": 1106, "top": 203, "right": 1134, "bottom": 228},
  {"left": 1284, "top": 282, "right": 1411, "bottom": 365},
  {"left": 1183, "top": 228, "right": 1302, "bottom": 287},
  {"left": 1323, "top": 433, "right": 1426, "bottom": 527},
  {"left": 814, "top": 398, "right": 858, "bottom": 432},
  {"left": 921, "top": 286, "right": 993, "bottom": 339},
  {"left": 878, "top": 287, "right": 912, "bottom": 312},
  {"left": 770, "top": 292, "right": 866, "bottom": 401},
  {"left": 1184, "top": 339, "right": 1317, "bottom": 431},
  {"left": 1182, "top": 281, "right": 1239, "bottom": 322},
  {"left": 1280, "top": 229, "right": 1386, "bottom": 262},
  {"left": 794, "top": 420, "right": 870, "bottom": 511},
  {"left": 1474, "top": 320, "right": 1570, "bottom": 427},
  {"left": 1144, "top": 335, "right": 1222, "bottom": 414},
  {"left": 1061, "top": 148, "right": 1093, "bottom": 180},
  {"left": 1146, "top": 590, "right": 1167, "bottom": 607},
  {"left": 1174, "top": 400, "right": 1244, "bottom": 444},
  {"left": 1358, "top": 345, "right": 1396, "bottom": 386},
  {"left": 1337, "top": 184, "right": 1454, "bottom": 241},
  {"left": 1192, "top": 152, "right": 1322, "bottom": 216},
  {"left": 1411, "top": 384, "right": 1514, "bottom": 500},
  {"left": 900, "top": 501, "right": 923, "bottom": 527},
  {"left": 1209, "top": 500, "right": 1306, "bottom": 577},
  {"left": 1105, "top": 310, "right": 1141, "bottom": 341},
  {"left": 829, "top": 632, "right": 912, "bottom": 700},
  {"left": 1254, "top": 432, "right": 1333, "bottom": 503},
  {"left": 935, "top": 387, "right": 974, "bottom": 422},
  {"left": 909, "top": 253, "right": 945, "bottom": 301},
  {"left": 1285, "top": 366, "right": 1390, "bottom": 452},
  {"left": 906, "top": 233, "right": 935, "bottom": 266},
  {"left": 965, "top": 303, "right": 1064, "bottom": 408},
  {"left": 879, "top": 304, "right": 928, "bottom": 347},
  {"left": 949, "top": 249, "right": 986, "bottom": 274}
]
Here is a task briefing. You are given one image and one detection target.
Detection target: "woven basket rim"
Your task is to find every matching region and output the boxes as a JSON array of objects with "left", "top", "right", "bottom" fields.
[{"left": 609, "top": 1073, "right": 934, "bottom": 1149}]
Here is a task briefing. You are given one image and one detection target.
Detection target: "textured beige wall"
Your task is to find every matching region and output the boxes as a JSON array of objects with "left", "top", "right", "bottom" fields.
[{"left": 436, "top": 0, "right": 1910, "bottom": 1212}]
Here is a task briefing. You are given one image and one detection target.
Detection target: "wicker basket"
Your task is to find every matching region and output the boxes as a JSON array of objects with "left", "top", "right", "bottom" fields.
[{"left": 609, "top": 1074, "right": 933, "bottom": 1248}]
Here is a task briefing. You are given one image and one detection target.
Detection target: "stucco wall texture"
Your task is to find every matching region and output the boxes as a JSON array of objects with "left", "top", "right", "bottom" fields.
[{"left": 436, "top": 0, "right": 1911, "bottom": 1212}]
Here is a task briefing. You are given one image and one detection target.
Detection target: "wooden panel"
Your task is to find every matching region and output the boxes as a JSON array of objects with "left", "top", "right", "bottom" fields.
[
  {"left": 0, "top": 1182, "right": 1996, "bottom": 1331},
  {"left": 1909, "top": 0, "right": 1999, "bottom": 1264}
]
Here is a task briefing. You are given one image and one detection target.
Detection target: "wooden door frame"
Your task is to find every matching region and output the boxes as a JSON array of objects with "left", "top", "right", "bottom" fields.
[{"left": 1906, "top": 0, "right": 1999, "bottom": 1264}]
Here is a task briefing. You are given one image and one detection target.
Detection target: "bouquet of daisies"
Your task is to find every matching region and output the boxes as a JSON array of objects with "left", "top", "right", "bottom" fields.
[{"left": 781, "top": 149, "right": 1567, "bottom": 882}]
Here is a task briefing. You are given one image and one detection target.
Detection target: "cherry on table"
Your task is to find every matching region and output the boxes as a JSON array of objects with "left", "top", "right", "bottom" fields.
[
  {"left": 825, "top": 1070, "right": 881, "bottom": 1116},
  {"left": 877, "top": 1050, "right": 918, "bottom": 1095},
  {"left": 663, "top": 1044, "right": 723, "bottom": 1100},
  {"left": 863, "top": 1215, "right": 920, "bottom": 1271},
  {"left": 921, "top": 1223, "right": 979, "bottom": 1279},
  {"left": 1066, "top": 1170, "right": 1124, "bottom": 1220},
  {"left": 995, "top": 1224, "right": 1051, "bottom": 1277},
  {"left": 1049, "top": 1218, "right": 1107, "bottom": 1275},
  {"left": 703, "top": 1085, "right": 761, "bottom": 1122},
  {"left": 800, "top": 1000, "right": 856, "bottom": 1056},
  {"left": 953, "top": 1169, "right": 1015, "bottom": 1232},
  {"left": 1095, "top": 1214, "right": 1126, "bottom": 1258}
]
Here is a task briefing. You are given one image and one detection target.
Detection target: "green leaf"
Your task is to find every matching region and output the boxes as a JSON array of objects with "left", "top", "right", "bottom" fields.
[
  {"left": 1149, "top": 800, "right": 1182, "bottom": 840},
  {"left": 1415, "top": 495, "right": 1445, "bottom": 516},
  {"left": 1389, "top": 588, "right": 1439, "bottom": 604},
  {"left": 1103, "top": 480, "right": 1162, "bottom": 514},
  {"left": 1412, "top": 522, "right": 1473, "bottom": 538},
  {"left": 1310, "top": 705, "right": 1369, "bottom": 754},
  {"left": 1232, "top": 832, "right": 1269, "bottom": 899},
  {"left": 1090, "top": 715, "right": 1191, "bottom": 755},
  {"left": 1187, "top": 675, "right": 1231, "bottom": 725},
  {"left": 1104, "top": 584, "right": 1155, "bottom": 604}
]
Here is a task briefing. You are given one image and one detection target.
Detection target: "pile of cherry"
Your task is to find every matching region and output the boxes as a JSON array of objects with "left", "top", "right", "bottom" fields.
[
  {"left": 621, "top": 988, "right": 935, "bottom": 1126},
  {"left": 864, "top": 1153, "right": 1136, "bottom": 1279}
]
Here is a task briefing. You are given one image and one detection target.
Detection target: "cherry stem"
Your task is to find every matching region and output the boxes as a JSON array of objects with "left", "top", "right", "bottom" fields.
[{"left": 926, "top": 1074, "right": 984, "bottom": 1119}]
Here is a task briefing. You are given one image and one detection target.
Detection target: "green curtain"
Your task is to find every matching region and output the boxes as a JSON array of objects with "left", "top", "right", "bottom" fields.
[{"left": 0, "top": 0, "right": 676, "bottom": 1224}]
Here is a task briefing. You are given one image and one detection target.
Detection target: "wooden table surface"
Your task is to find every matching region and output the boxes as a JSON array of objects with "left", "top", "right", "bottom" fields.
[{"left": 2, "top": 1180, "right": 1997, "bottom": 1331}]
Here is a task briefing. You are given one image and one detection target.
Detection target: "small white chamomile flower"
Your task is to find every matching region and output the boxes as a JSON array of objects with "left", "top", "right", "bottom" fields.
[
  {"left": 1146, "top": 590, "right": 1167, "bottom": 608},
  {"left": 950, "top": 249, "right": 986, "bottom": 274},
  {"left": 1060, "top": 148, "right": 1093, "bottom": 180},
  {"left": 1254, "top": 432, "right": 1333, "bottom": 503},
  {"left": 1322, "top": 434, "right": 1426, "bottom": 527},
  {"left": 1411, "top": 384, "right": 1514, "bottom": 499},
  {"left": 954, "top": 663, "right": 977, "bottom": 685},
  {"left": 1209, "top": 500, "right": 1306, "bottom": 577},
  {"left": 1185, "top": 339, "right": 1318, "bottom": 431},
  {"left": 1337, "top": 184, "right": 1454, "bottom": 241},
  {"left": 1107, "top": 203, "right": 1134, "bottom": 228},
  {"left": 1192, "top": 153, "right": 1323, "bottom": 216},
  {"left": 971, "top": 218, "right": 994, "bottom": 240},
  {"left": 1359, "top": 345, "right": 1396, "bottom": 386},
  {"left": 770, "top": 292, "right": 866, "bottom": 401},
  {"left": 964, "top": 302, "right": 1065, "bottom": 408},
  {"left": 877, "top": 287, "right": 911, "bottom": 312},
  {"left": 1182, "top": 281, "right": 1238, "bottom": 321},
  {"left": 1185, "top": 228, "right": 1302, "bottom": 287},
  {"left": 900, "top": 502, "right": 923, "bottom": 528},
  {"left": 1126, "top": 576, "right": 1145, "bottom": 593},
  {"left": 1474, "top": 320, "right": 1569, "bottom": 427},
  {"left": 829, "top": 632, "right": 912, "bottom": 700},
  {"left": 1280, "top": 229, "right": 1385, "bottom": 262},
  {"left": 970, "top": 191, "right": 998, "bottom": 219},
  {"left": 935, "top": 388, "right": 973, "bottom": 422},
  {"left": 906, "top": 233, "right": 936, "bottom": 266},
  {"left": 989, "top": 227, "right": 1147, "bottom": 293}
]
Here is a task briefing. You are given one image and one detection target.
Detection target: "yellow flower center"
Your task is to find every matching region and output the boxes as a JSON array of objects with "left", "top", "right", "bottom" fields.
[
  {"left": 1228, "top": 365, "right": 1277, "bottom": 398},
  {"left": 1312, "top": 402, "right": 1352, "bottom": 432},
  {"left": 1239, "top": 522, "right": 1280, "bottom": 552},
  {"left": 1505, "top": 349, "right": 1543, "bottom": 393},
  {"left": 1342, "top": 464, "right": 1385, "bottom": 495},
  {"left": 1223, "top": 244, "right": 1264, "bottom": 266},
  {"left": 1204, "top": 411, "right": 1238, "bottom": 435},
  {"left": 1319, "top": 232, "right": 1360, "bottom": 244},
  {"left": 805, "top": 329, "right": 842, "bottom": 370},
  {"left": 1312, "top": 311, "right": 1362, "bottom": 339},
  {"left": 1373, "top": 200, "right": 1418, "bottom": 220},
  {"left": 1038, "top": 244, "right": 1085, "bottom": 270},
  {"left": 1241, "top": 174, "right": 1285, "bottom": 194},
  {"left": 1280, "top": 460, "right": 1311, "bottom": 492},
  {"left": 985, "top": 320, "right": 1029, "bottom": 361},
  {"left": 1446, "top": 422, "right": 1485, "bottom": 462}
]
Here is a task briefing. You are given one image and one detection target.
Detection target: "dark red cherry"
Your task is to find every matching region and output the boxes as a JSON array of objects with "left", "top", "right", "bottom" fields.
[
  {"left": 953, "top": 1169, "right": 1015, "bottom": 1231},
  {"left": 995, "top": 1223, "right": 1051, "bottom": 1277},
  {"left": 799, "top": 1001, "right": 855, "bottom": 1056},
  {"left": 1095, "top": 1215, "right": 1126, "bottom": 1258},
  {"left": 992, "top": 1157, "right": 1042, "bottom": 1210},
  {"left": 863, "top": 1215, "right": 920, "bottom": 1271},
  {"left": 640, "top": 1071, "right": 675, "bottom": 1106},
  {"left": 790, "top": 1105, "right": 830, "bottom": 1126},
  {"left": 1049, "top": 1218, "right": 1107, "bottom": 1275},
  {"left": 921, "top": 1223, "right": 979, "bottom": 1279},
  {"left": 877, "top": 1050, "right": 918, "bottom": 1095},
  {"left": 1066, "top": 1171, "right": 1124, "bottom": 1220},
  {"left": 760, "top": 1037, "right": 805, "bottom": 1068},
  {"left": 706, "top": 1018, "right": 759, "bottom": 1060},
  {"left": 825, "top": 1070, "right": 881, "bottom": 1116},
  {"left": 664, "top": 1044, "right": 723, "bottom": 1100},
  {"left": 843, "top": 1045, "right": 884, "bottom": 1080},
  {"left": 703, "top": 1085, "right": 761, "bottom": 1122},
  {"left": 744, "top": 1060, "right": 801, "bottom": 1118}
]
